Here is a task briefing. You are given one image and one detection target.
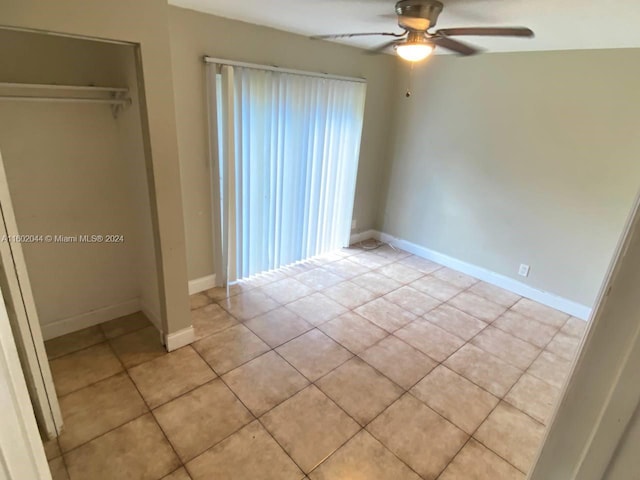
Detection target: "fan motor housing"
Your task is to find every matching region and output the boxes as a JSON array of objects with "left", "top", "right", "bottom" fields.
[{"left": 395, "top": 0, "right": 443, "bottom": 31}]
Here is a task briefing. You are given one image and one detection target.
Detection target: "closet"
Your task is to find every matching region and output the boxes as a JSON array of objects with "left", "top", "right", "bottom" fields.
[{"left": 0, "top": 29, "right": 161, "bottom": 438}]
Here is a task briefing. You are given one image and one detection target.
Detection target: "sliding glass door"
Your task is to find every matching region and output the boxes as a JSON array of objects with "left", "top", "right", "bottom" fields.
[{"left": 207, "top": 62, "right": 366, "bottom": 282}]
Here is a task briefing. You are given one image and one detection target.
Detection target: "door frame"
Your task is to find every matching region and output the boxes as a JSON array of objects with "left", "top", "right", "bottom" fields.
[
  {"left": 0, "top": 149, "right": 62, "bottom": 439},
  {"left": 0, "top": 280, "right": 51, "bottom": 479}
]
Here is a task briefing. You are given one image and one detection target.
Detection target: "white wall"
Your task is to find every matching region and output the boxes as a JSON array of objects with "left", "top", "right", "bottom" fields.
[
  {"left": 380, "top": 49, "right": 640, "bottom": 307},
  {"left": 168, "top": 6, "right": 396, "bottom": 281},
  {"left": 0, "top": 29, "right": 160, "bottom": 336}
]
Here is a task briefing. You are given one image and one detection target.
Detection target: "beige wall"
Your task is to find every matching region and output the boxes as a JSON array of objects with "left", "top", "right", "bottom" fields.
[
  {"left": 1, "top": 0, "right": 191, "bottom": 336},
  {"left": 380, "top": 49, "right": 640, "bottom": 307},
  {"left": 3, "top": 1, "right": 637, "bottom": 323},
  {"left": 529, "top": 194, "right": 640, "bottom": 480},
  {"left": 0, "top": 29, "right": 160, "bottom": 334},
  {"left": 114, "top": 46, "right": 162, "bottom": 324},
  {"left": 168, "top": 6, "right": 396, "bottom": 280}
]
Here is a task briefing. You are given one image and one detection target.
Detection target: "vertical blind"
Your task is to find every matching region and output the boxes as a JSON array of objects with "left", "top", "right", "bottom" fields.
[{"left": 207, "top": 62, "right": 366, "bottom": 282}]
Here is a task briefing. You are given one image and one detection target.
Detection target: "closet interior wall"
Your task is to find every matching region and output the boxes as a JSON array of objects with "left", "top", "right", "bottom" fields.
[{"left": 0, "top": 28, "right": 161, "bottom": 339}]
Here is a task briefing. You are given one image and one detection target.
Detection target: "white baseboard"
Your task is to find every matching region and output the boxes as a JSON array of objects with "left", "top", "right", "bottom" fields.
[
  {"left": 164, "top": 326, "right": 195, "bottom": 352},
  {"left": 41, "top": 296, "right": 197, "bottom": 350},
  {"left": 350, "top": 229, "right": 378, "bottom": 245},
  {"left": 363, "top": 230, "right": 592, "bottom": 321},
  {"left": 188, "top": 274, "right": 217, "bottom": 295},
  {"left": 41, "top": 298, "right": 141, "bottom": 340}
]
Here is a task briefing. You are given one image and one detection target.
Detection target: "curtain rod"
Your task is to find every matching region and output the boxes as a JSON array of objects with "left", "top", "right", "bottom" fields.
[{"left": 203, "top": 56, "right": 366, "bottom": 84}]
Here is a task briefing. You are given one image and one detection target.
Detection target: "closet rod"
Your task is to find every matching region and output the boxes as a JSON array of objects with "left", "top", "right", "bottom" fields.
[
  {"left": 0, "top": 96, "right": 131, "bottom": 105},
  {"left": 0, "top": 82, "right": 128, "bottom": 93}
]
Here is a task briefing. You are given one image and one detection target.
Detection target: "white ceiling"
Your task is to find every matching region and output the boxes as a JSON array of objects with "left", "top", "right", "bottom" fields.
[{"left": 169, "top": 0, "right": 640, "bottom": 54}]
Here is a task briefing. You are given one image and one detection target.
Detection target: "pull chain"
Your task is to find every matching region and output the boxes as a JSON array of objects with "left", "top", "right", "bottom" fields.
[{"left": 406, "top": 62, "right": 414, "bottom": 98}]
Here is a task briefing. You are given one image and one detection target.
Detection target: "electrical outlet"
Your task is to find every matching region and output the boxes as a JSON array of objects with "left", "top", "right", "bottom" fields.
[
  {"left": 518, "top": 264, "right": 530, "bottom": 277},
  {"left": 351, "top": 219, "right": 357, "bottom": 230}
]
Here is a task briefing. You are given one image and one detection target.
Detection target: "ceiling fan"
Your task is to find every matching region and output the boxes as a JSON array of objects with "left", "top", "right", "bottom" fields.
[{"left": 311, "top": 0, "right": 534, "bottom": 62}]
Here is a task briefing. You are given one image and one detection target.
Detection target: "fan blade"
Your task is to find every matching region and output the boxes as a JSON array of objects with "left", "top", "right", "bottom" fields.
[
  {"left": 432, "top": 36, "right": 480, "bottom": 56},
  {"left": 365, "top": 39, "right": 402, "bottom": 55},
  {"left": 311, "top": 32, "right": 405, "bottom": 40},
  {"left": 436, "top": 27, "right": 534, "bottom": 37}
]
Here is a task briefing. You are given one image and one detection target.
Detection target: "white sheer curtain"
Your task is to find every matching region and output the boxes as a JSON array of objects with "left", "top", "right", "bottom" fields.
[{"left": 207, "top": 63, "right": 366, "bottom": 282}]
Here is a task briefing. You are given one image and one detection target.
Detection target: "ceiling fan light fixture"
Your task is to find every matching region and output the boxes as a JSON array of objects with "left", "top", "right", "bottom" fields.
[{"left": 396, "top": 42, "right": 434, "bottom": 62}]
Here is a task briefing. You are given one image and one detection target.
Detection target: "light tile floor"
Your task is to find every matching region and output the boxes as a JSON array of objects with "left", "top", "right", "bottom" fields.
[{"left": 42, "top": 244, "right": 587, "bottom": 480}]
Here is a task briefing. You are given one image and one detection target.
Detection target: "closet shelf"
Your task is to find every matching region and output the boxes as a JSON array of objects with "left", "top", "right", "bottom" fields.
[
  {"left": 0, "top": 95, "right": 130, "bottom": 105},
  {"left": 0, "top": 82, "right": 128, "bottom": 93},
  {"left": 0, "top": 82, "right": 132, "bottom": 117}
]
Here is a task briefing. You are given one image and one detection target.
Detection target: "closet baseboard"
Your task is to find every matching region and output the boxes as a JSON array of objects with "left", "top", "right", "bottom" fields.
[
  {"left": 41, "top": 298, "right": 141, "bottom": 340},
  {"left": 140, "top": 300, "right": 196, "bottom": 351},
  {"left": 164, "top": 326, "right": 195, "bottom": 352},
  {"left": 188, "top": 274, "right": 217, "bottom": 295},
  {"left": 351, "top": 229, "right": 592, "bottom": 321}
]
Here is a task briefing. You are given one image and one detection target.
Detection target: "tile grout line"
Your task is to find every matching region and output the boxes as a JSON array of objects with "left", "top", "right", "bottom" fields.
[
  {"left": 192, "top": 254, "right": 469, "bottom": 478},
  {"left": 217, "top": 255, "right": 568, "bottom": 478},
  {"left": 304, "top": 392, "right": 428, "bottom": 480},
  {"left": 386, "top": 280, "right": 547, "bottom": 477},
  {"left": 57, "top": 344, "right": 215, "bottom": 420},
  {"left": 54, "top": 249, "right": 570, "bottom": 479},
  {"left": 210, "top": 248, "right": 444, "bottom": 326},
  {"left": 57, "top": 339, "right": 222, "bottom": 476},
  {"left": 51, "top": 362, "right": 147, "bottom": 458},
  {"left": 128, "top": 346, "right": 218, "bottom": 410},
  {"left": 355, "top": 281, "right": 496, "bottom": 480},
  {"left": 210, "top": 248, "right": 525, "bottom": 477},
  {"left": 56, "top": 368, "right": 165, "bottom": 474},
  {"left": 140, "top": 253, "right": 570, "bottom": 477},
  {"left": 53, "top": 367, "right": 125, "bottom": 402},
  {"left": 293, "top": 269, "right": 485, "bottom": 477},
  {"left": 193, "top": 284, "right": 428, "bottom": 477},
  {"left": 46, "top": 320, "right": 151, "bottom": 364},
  {"left": 149, "top": 377, "right": 252, "bottom": 468},
  {"left": 188, "top": 345, "right": 311, "bottom": 477},
  {"left": 107, "top": 339, "right": 190, "bottom": 477},
  {"left": 255, "top": 416, "right": 317, "bottom": 478},
  {"left": 462, "top": 314, "right": 575, "bottom": 476},
  {"left": 508, "top": 314, "right": 575, "bottom": 407},
  {"left": 433, "top": 291, "right": 568, "bottom": 396},
  {"left": 203, "top": 256, "right": 525, "bottom": 436},
  {"left": 111, "top": 341, "right": 186, "bottom": 474},
  {"left": 215, "top": 250, "right": 365, "bottom": 304},
  {"left": 51, "top": 326, "right": 166, "bottom": 399},
  {"left": 55, "top": 434, "right": 72, "bottom": 479},
  {"left": 202, "top": 255, "right": 432, "bottom": 385},
  {"left": 48, "top": 253, "right": 443, "bottom": 475},
  {"left": 221, "top": 250, "right": 426, "bottom": 321}
]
